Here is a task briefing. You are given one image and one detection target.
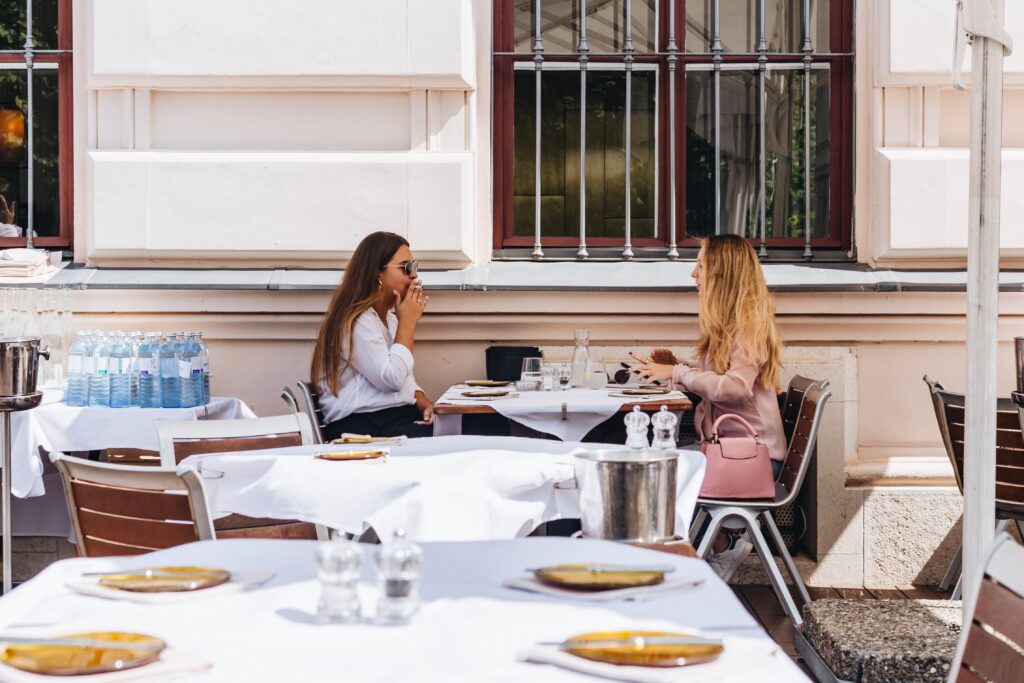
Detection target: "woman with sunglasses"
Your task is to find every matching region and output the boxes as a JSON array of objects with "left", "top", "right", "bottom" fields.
[
  {"left": 631, "top": 234, "right": 785, "bottom": 581},
  {"left": 311, "top": 231, "right": 434, "bottom": 440}
]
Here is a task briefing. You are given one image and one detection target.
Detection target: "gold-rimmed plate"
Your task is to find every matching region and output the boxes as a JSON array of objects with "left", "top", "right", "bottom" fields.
[
  {"left": 97, "top": 566, "right": 230, "bottom": 593},
  {"left": 618, "top": 388, "right": 670, "bottom": 396},
  {"left": 1, "top": 632, "right": 166, "bottom": 676},
  {"left": 461, "top": 389, "right": 510, "bottom": 398},
  {"left": 330, "top": 434, "right": 401, "bottom": 445},
  {"left": 464, "top": 380, "right": 513, "bottom": 388},
  {"left": 561, "top": 630, "right": 724, "bottom": 668},
  {"left": 533, "top": 564, "right": 665, "bottom": 591},
  {"left": 315, "top": 449, "right": 388, "bottom": 462}
]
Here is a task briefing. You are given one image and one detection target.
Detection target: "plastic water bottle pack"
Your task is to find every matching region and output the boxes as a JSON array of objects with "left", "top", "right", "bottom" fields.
[{"left": 63, "top": 330, "right": 213, "bottom": 409}]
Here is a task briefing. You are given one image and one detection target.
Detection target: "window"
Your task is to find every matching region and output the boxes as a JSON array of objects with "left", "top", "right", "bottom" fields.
[
  {"left": 493, "top": 0, "right": 853, "bottom": 260},
  {"left": 0, "top": 0, "right": 72, "bottom": 249}
]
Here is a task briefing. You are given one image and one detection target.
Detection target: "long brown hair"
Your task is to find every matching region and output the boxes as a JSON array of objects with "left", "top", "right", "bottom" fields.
[
  {"left": 694, "top": 234, "right": 782, "bottom": 390},
  {"left": 311, "top": 231, "right": 409, "bottom": 395}
]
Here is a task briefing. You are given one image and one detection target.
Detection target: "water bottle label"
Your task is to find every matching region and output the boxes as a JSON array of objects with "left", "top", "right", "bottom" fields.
[
  {"left": 68, "top": 356, "right": 82, "bottom": 374},
  {"left": 82, "top": 357, "right": 95, "bottom": 374},
  {"left": 138, "top": 357, "right": 156, "bottom": 376},
  {"left": 114, "top": 357, "right": 131, "bottom": 374},
  {"left": 200, "top": 352, "right": 210, "bottom": 372},
  {"left": 95, "top": 358, "right": 108, "bottom": 374},
  {"left": 191, "top": 357, "right": 203, "bottom": 374},
  {"left": 178, "top": 360, "right": 192, "bottom": 378}
]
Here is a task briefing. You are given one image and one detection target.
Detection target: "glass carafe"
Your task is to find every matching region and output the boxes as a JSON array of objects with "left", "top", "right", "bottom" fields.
[{"left": 570, "top": 329, "right": 591, "bottom": 388}]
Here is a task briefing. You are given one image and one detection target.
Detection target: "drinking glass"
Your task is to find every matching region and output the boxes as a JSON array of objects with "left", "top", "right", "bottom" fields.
[
  {"left": 540, "top": 364, "right": 556, "bottom": 391},
  {"left": 584, "top": 360, "right": 608, "bottom": 389},
  {"left": 556, "top": 363, "right": 572, "bottom": 391},
  {"left": 521, "top": 357, "right": 543, "bottom": 382}
]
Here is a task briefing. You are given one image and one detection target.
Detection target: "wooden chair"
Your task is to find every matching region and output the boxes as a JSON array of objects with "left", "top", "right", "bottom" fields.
[
  {"left": 689, "top": 377, "right": 832, "bottom": 627},
  {"left": 294, "top": 381, "right": 328, "bottom": 445},
  {"left": 50, "top": 453, "right": 214, "bottom": 557},
  {"left": 948, "top": 532, "right": 1024, "bottom": 682},
  {"left": 155, "top": 414, "right": 323, "bottom": 540},
  {"left": 923, "top": 376, "right": 1024, "bottom": 599}
]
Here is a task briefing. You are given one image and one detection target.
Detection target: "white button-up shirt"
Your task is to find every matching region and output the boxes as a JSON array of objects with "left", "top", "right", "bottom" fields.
[{"left": 318, "top": 309, "right": 421, "bottom": 423}]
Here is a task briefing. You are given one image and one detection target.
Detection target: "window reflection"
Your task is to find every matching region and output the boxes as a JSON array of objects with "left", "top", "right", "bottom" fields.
[{"left": 514, "top": 0, "right": 658, "bottom": 53}]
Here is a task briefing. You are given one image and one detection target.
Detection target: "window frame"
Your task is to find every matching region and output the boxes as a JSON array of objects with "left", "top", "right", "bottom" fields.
[
  {"left": 492, "top": 0, "right": 854, "bottom": 259},
  {"left": 0, "top": 0, "right": 73, "bottom": 250}
]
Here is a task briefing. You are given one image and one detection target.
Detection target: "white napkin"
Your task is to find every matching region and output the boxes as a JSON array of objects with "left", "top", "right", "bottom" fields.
[
  {"left": 0, "top": 648, "right": 211, "bottom": 682},
  {"left": 0, "top": 248, "right": 48, "bottom": 266},
  {"left": 64, "top": 572, "right": 273, "bottom": 604},
  {"left": 519, "top": 635, "right": 783, "bottom": 683},
  {"left": 503, "top": 576, "right": 704, "bottom": 602}
]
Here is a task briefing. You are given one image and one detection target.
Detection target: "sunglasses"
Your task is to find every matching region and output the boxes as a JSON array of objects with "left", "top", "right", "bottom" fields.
[{"left": 384, "top": 261, "right": 419, "bottom": 276}]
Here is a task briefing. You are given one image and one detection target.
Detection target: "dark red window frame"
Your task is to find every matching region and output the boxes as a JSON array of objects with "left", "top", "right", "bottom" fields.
[
  {"left": 0, "top": 0, "right": 73, "bottom": 250},
  {"left": 493, "top": 0, "right": 854, "bottom": 256}
]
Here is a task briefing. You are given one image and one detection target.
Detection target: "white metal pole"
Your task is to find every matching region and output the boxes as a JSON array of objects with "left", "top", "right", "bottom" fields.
[{"left": 963, "top": 0, "right": 1004, "bottom": 618}]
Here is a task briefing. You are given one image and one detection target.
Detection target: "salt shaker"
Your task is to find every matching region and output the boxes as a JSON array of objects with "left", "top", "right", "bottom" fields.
[
  {"left": 624, "top": 405, "right": 651, "bottom": 449},
  {"left": 315, "top": 537, "right": 364, "bottom": 624},
  {"left": 651, "top": 405, "right": 678, "bottom": 449},
  {"left": 375, "top": 529, "right": 423, "bottom": 625}
]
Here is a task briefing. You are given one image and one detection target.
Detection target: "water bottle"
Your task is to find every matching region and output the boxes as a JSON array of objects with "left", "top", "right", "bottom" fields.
[
  {"left": 65, "top": 331, "right": 91, "bottom": 406},
  {"left": 194, "top": 332, "right": 211, "bottom": 404},
  {"left": 128, "top": 331, "right": 142, "bottom": 406},
  {"left": 88, "top": 333, "right": 111, "bottom": 407},
  {"left": 108, "top": 332, "right": 132, "bottom": 408},
  {"left": 179, "top": 333, "right": 200, "bottom": 408},
  {"left": 139, "top": 332, "right": 162, "bottom": 408},
  {"left": 160, "top": 333, "right": 182, "bottom": 409}
]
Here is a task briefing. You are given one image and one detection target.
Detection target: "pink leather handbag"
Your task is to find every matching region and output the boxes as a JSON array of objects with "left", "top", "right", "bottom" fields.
[{"left": 699, "top": 414, "right": 775, "bottom": 499}]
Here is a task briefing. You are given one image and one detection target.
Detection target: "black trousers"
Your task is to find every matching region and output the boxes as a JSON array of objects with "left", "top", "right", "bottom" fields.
[{"left": 322, "top": 404, "right": 433, "bottom": 441}]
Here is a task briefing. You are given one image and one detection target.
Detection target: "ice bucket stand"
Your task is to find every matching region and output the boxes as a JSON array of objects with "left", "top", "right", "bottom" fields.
[{"left": 1, "top": 392, "right": 43, "bottom": 593}]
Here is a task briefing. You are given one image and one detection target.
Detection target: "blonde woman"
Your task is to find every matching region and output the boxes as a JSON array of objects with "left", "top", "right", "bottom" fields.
[
  {"left": 631, "top": 234, "right": 784, "bottom": 580},
  {"left": 311, "top": 231, "right": 434, "bottom": 440}
]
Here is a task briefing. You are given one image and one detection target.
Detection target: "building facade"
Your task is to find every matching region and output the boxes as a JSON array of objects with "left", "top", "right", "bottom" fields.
[{"left": 4, "top": 0, "right": 1024, "bottom": 585}]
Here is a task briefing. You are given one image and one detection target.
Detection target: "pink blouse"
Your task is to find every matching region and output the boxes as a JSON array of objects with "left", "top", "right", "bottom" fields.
[{"left": 670, "top": 346, "right": 787, "bottom": 461}]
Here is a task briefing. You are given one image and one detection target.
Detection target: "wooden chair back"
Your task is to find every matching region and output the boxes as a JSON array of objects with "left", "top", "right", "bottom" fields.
[
  {"left": 927, "top": 381, "right": 1024, "bottom": 509},
  {"left": 780, "top": 375, "right": 816, "bottom": 448},
  {"left": 950, "top": 533, "right": 1024, "bottom": 682},
  {"left": 155, "top": 413, "right": 314, "bottom": 466},
  {"left": 776, "top": 379, "right": 831, "bottom": 504},
  {"left": 50, "top": 453, "right": 213, "bottom": 557},
  {"left": 295, "top": 381, "right": 327, "bottom": 444}
]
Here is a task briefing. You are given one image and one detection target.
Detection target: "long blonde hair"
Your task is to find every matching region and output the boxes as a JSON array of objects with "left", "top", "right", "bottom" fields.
[
  {"left": 310, "top": 232, "right": 409, "bottom": 395},
  {"left": 694, "top": 235, "right": 782, "bottom": 390}
]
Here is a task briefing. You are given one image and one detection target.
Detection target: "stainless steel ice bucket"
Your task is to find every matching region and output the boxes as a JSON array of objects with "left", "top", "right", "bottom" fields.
[
  {"left": 0, "top": 337, "right": 49, "bottom": 398},
  {"left": 575, "top": 449, "right": 678, "bottom": 543}
]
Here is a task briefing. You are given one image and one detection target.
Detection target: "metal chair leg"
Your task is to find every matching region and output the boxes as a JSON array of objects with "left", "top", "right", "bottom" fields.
[
  {"left": 951, "top": 576, "right": 963, "bottom": 601},
  {"left": 996, "top": 518, "right": 1009, "bottom": 535},
  {"left": 695, "top": 508, "right": 733, "bottom": 559},
  {"left": 938, "top": 543, "right": 962, "bottom": 592},
  {"left": 762, "top": 510, "right": 811, "bottom": 606},
  {"left": 1015, "top": 519, "right": 1024, "bottom": 540},
  {"left": 745, "top": 510, "right": 803, "bottom": 626}
]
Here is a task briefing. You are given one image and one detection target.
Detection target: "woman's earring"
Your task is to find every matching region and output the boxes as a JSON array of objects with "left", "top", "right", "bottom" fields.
[{"left": 377, "top": 278, "right": 383, "bottom": 289}]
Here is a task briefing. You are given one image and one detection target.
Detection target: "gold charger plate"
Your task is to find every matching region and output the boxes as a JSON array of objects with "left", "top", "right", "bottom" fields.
[
  {"left": 619, "top": 388, "right": 670, "bottom": 396},
  {"left": 315, "top": 449, "right": 388, "bottom": 462},
  {"left": 98, "top": 566, "right": 231, "bottom": 593},
  {"left": 465, "top": 380, "right": 513, "bottom": 388},
  {"left": 331, "top": 435, "right": 399, "bottom": 444},
  {"left": 562, "top": 630, "right": 723, "bottom": 668},
  {"left": 461, "top": 389, "right": 510, "bottom": 398},
  {"left": 533, "top": 564, "right": 665, "bottom": 591},
  {"left": 1, "top": 632, "right": 166, "bottom": 676}
]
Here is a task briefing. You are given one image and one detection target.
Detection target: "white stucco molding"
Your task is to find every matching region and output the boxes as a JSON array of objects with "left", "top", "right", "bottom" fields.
[
  {"left": 877, "top": 0, "right": 1024, "bottom": 86},
  {"left": 85, "top": 150, "right": 475, "bottom": 263},
  {"left": 871, "top": 148, "right": 1024, "bottom": 262},
  {"left": 87, "top": 0, "right": 475, "bottom": 90}
]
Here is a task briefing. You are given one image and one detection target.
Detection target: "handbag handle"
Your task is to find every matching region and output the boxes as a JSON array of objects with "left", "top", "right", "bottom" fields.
[{"left": 709, "top": 413, "right": 760, "bottom": 441}]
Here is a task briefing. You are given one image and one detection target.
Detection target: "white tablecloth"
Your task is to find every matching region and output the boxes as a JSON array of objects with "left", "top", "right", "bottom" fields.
[
  {"left": 0, "top": 538, "right": 808, "bottom": 682},
  {"left": 434, "top": 387, "right": 688, "bottom": 441},
  {"left": 8, "top": 389, "right": 256, "bottom": 498},
  {"left": 180, "top": 436, "right": 706, "bottom": 542}
]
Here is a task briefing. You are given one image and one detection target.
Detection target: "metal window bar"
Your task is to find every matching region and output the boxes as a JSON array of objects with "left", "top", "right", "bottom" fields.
[
  {"left": 802, "top": 0, "right": 813, "bottom": 259},
  {"left": 622, "top": 0, "right": 635, "bottom": 259},
  {"left": 666, "top": 0, "right": 679, "bottom": 259},
  {"left": 712, "top": 0, "right": 722, "bottom": 235},
  {"left": 577, "top": 0, "right": 589, "bottom": 259},
  {"left": 757, "top": 0, "right": 768, "bottom": 257},
  {"left": 532, "top": 0, "right": 544, "bottom": 259}
]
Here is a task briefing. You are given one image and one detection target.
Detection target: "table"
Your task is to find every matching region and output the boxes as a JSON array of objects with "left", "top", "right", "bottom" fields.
[
  {"left": 0, "top": 538, "right": 808, "bottom": 681},
  {"left": 434, "top": 386, "right": 693, "bottom": 441},
  {"left": 5, "top": 389, "right": 255, "bottom": 536},
  {"left": 180, "top": 436, "right": 707, "bottom": 543}
]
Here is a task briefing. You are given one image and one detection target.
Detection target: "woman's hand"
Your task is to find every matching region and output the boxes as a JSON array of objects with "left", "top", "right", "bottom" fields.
[
  {"left": 627, "top": 351, "right": 675, "bottom": 384},
  {"left": 394, "top": 281, "right": 428, "bottom": 328},
  {"left": 414, "top": 391, "right": 434, "bottom": 425}
]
